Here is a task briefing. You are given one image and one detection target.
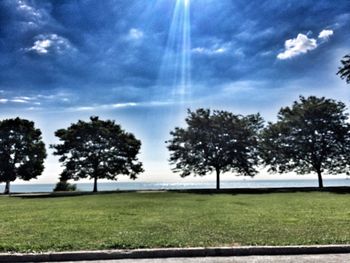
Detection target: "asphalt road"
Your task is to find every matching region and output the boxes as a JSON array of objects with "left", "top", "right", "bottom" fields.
[{"left": 55, "top": 253, "right": 350, "bottom": 263}]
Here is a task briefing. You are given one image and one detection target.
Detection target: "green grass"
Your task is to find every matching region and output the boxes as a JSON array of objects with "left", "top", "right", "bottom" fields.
[{"left": 0, "top": 191, "right": 349, "bottom": 252}]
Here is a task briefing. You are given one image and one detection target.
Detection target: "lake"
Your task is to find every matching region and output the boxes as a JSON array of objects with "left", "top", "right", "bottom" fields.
[{"left": 1, "top": 178, "right": 350, "bottom": 193}]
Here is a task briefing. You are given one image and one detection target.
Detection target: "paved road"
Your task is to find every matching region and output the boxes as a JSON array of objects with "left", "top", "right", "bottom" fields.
[{"left": 55, "top": 253, "right": 350, "bottom": 263}]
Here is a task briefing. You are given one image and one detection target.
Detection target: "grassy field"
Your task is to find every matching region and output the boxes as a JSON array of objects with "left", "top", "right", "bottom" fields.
[{"left": 0, "top": 191, "right": 349, "bottom": 252}]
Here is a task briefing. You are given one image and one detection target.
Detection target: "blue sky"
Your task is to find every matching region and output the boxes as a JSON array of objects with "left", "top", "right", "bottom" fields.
[{"left": 1, "top": 0, "right": 350, "bottom": 183}]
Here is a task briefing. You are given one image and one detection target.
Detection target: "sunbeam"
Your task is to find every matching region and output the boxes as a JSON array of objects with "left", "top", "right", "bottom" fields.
[{"left": 158, "top": 0, "right": 192, "bottom": 103}]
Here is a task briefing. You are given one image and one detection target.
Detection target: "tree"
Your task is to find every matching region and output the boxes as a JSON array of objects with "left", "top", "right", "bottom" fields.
[
  {"left": 53, "top": 170, "right": 77, "bottom": 192},
  {"left": 0, "top": 117, "right": 46, "bottom": 194},
  {"left": 167, "top": 109, "right": 263, "bottom": 190},
  {"left": 53, "top": 180, "right": 77, "bottom": 192},
  {"left": 337, "top": 54, "right": 350, "bottom": 84},
  {"left": 260, "top": 96, "right": 350, "bottom": 188},
  {"left": 51, "top": 116, "right": 144, "bottom": 192}
]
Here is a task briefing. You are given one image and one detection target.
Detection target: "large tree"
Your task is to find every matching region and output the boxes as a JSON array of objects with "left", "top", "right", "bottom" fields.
[
  {"left": 51, "top": 116, "right": 143, "bottom": 192},
  {"left": 260, "top": 96, "right": 350, "bottom": 188},
  {"left": 167, "top": 109, "right": 263, "bottom": 190},
  {"left": 0, "top": 117, "right": 46, "bottom": 194},
  {"left": 337, "top": 54, "right": 350, "bottom": 84}
]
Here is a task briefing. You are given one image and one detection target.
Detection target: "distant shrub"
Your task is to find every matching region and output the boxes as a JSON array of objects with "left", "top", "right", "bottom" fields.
[{"left": 53, "top": 181, "right": 77, "bottom": 192}]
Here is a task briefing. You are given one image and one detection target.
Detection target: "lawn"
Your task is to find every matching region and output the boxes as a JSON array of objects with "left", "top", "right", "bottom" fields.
[{"left": 0, "top": 191, "right": 349, "bottom": 252}]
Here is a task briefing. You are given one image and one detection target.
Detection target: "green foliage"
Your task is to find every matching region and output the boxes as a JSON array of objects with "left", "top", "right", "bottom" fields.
[
  {"left": 51, "top": 116, "right": 144, "bottom": 192},
  {"left": 0, "top": 117, "right": 46, "bottom": 194},
  {"left": 53, "top": 181, "right": 77, "bottom": 192},
  {"left": 0, "top": 192, "right": 349, "bottom": 252},
  {"left": 260, "top": 96, "right": 350, "bottom": 187},
  {"left": 337, "top": 54, "right": 350, "bottom": 83},
  {"left": 167, "top": 109, "right": 263, "bottom": 189}
]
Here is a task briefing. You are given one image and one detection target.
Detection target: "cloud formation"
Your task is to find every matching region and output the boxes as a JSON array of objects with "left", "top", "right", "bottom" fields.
[
  {"left": 192, "top": 42, "right": 231, "bottom": 55},
  {"left": 0, "top": 92, "right": 71, "bottom": 108},
  {"left": 68, "top": 100, "right": 176, "bottom": 112},
  {"left": 318, "top": 29, "right": 334, "bottom": 40},
  {"left": 277, "top": 34, "right": 317, "bottom": 60},
  {"left": 27, "top": 34, "right": 72, "bottom": 55},
  {"left": 277, "top": 28, "right": 335, "bottom": 60},
  {"left": 0, "top": 0, "right": 348, "bottom": 108},
  {"left": 16, "top": 0, "right": 43, "bottom": 21},
  {"left": 127, "top": 28, "right": 144, "bottom": 41},
  {"left": 11, "top": 98, "right": 30, "bottom": 103}
]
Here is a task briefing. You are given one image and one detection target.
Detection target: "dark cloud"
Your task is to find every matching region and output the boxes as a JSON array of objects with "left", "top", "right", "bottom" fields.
[{"left": 0, "top": 0, "right": 349, "bottom": 109}]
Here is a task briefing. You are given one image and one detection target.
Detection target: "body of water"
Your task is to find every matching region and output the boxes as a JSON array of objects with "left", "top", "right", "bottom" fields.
[{"left": 1, "top": 178, "right": 350, "bottom": 193}]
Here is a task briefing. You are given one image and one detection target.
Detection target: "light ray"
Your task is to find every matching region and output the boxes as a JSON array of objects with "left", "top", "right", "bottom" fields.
[{"left": 158, "top": 0, "right": 192, "bottom": 104}]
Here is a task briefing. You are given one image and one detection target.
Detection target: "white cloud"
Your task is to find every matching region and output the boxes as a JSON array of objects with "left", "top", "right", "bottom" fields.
[
  {"left": 27, "top": 34, "right": 72, "bottom": 55},
  {"left": 74, "top": 106, "right": 95, "bottom": 111},
  {"left": 11, "top": 99, "right": 29, "bottom": 103},
  {"left": 17, "top": 0, "right": 42, "bottom": 18},
  {"left": 72, "top": 102, "right": 139, "bottom": 112},
  {"left": 14, "top": 96, "right": 33, "bottom": 101},
  {"left": 15, "top": 0, "right": 47, "bottom": 30},
  {"left": 277, "top": 33, "right": 317, "bottom": 60},
  {"left": 192, "top": 42, "right": 232, "bottom": 56},
  {"left": 127, "top": 28, "right": 144, "bottom": 41},
  {"left": 27, "top": 107, "right": 42, "bottom": 111},
  {"left": 0, "top": 96, "right": 31, "bottom": 104},
  {"left": 192, "top": 47, "right": 226, "bottom": 55},
  {"left": 68, "top": 100, "right": 177, "bottom": 112},
  {"left": 31, "top": 39, "right": 51, "bottom": 54},
  {"left": 222, "top": 80, "right": 265, "bottom": 94},
  {"left": 277, "top": 29, "right": 334, "bottom": 60},
  {"left": 112, "top": 102, "right": 138, "bottom": 108},
  {"left": 36, "top": 93, "right": 71, "bottom": 101},
  {"left": 0, "top": 92, "right": 72, "bottom": 107},
  {"left": 11, "top": 96, "right": 35, "bottom": 103},
  {"left": 318, "top": 29, "right": 334, "bottom": 40}
]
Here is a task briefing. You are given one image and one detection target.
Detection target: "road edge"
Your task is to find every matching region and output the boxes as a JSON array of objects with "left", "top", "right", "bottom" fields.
[{"left": 1, "top": 245, "right": 350, "bottom": 262}]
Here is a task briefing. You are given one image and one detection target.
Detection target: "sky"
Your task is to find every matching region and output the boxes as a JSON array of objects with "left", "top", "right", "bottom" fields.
[{"left": 0, "top": 0, "right": 350, "bottom": 184}]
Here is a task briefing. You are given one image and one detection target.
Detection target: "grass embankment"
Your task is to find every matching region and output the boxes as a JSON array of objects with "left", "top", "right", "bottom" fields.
[{"left": 0, "top": 191, "right": 349, "bottom": 252}]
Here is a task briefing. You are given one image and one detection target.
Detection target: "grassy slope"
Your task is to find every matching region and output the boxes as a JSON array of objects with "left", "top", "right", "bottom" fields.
[{"left": 0, "top": 191, "right": 349, "bottom": 252}]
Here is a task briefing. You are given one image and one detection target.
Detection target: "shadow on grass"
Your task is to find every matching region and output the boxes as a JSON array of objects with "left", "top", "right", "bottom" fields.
[
  {"left": 170, "top": 187, "right": 350, "bottom": 195},
  {"left": 6, "top": 190, "right": 140, "bottom": 199},
  {"left": 4, "top": 186, "right": 350, "bottom": 199}
]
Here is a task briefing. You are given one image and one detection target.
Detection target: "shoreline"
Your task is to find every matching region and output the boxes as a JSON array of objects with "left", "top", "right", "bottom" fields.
[
  {"left": 2, "top": 186, "right": 350, "bottom": 197},
  {"left": 1, "top": 178, "right": 350, "bottom": 194}
]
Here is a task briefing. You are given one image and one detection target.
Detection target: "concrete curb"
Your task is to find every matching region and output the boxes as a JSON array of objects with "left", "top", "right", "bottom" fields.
[{"left": 1, "top": 245, "right": 350, "bottom": 262}]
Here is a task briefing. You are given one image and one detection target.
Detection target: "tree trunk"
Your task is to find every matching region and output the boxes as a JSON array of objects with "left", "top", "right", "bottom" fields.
[
  {"left": 216, "top": 168, "right": 220, "bottom": 190},
  {"left": 317, "top": 170, "right": 323, "bottom": 188},
  {"left": 4, "top": 181, "right": 10, "bottom": 195},
  {"left": 93, "top": 176, "right": 98, "bottom": 192}
]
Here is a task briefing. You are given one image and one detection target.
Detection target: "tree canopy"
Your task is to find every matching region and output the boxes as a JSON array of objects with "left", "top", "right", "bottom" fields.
[
  {"left": 337, "top": 54, "right": 350, "bottom": 84},
  {"left": 0, "top": 117, "right": 46, "bottom": 194},
  {"left": 51, "top": 116, "right": 144, "bottom": 192},
  {"left": 260, "top": 96, "right": 350, "bottom": 188},
  {"left": 167, "top": 109, "right": 263, "bottom": 189}
]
